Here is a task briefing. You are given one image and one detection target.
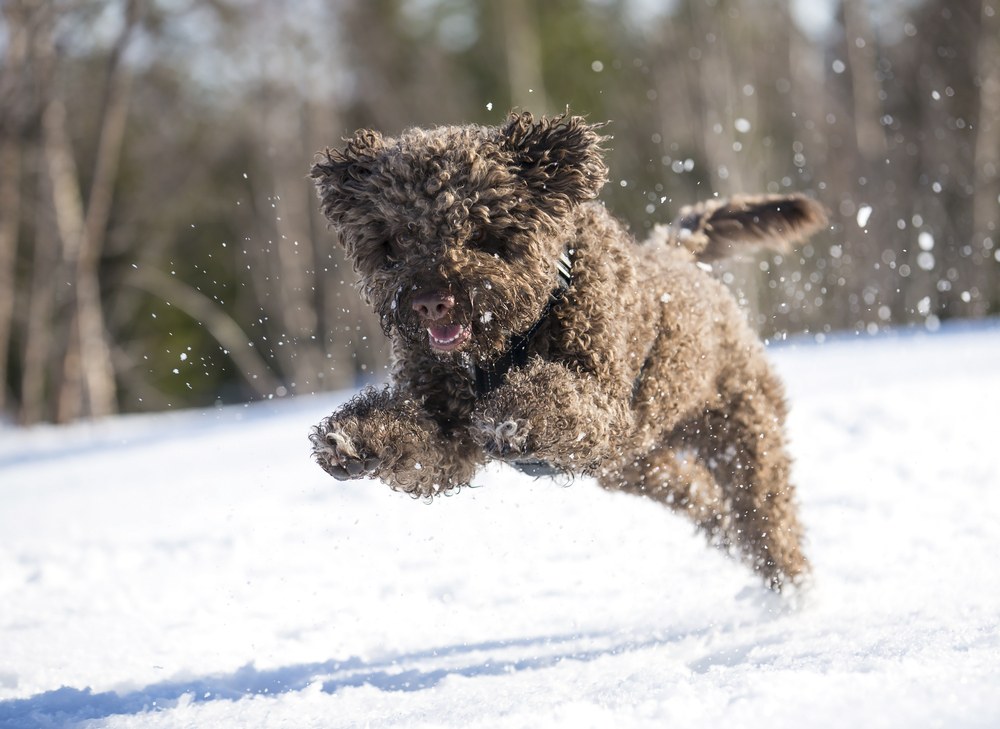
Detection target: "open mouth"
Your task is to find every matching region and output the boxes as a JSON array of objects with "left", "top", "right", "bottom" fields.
[{"left": 427, "top": 324, "right": 471, "bottom": 352}]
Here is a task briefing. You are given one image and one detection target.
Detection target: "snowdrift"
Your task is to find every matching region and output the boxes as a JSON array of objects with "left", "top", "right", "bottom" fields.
[{"left": 1, "top": 323, "right": 999, "bottom": 728}]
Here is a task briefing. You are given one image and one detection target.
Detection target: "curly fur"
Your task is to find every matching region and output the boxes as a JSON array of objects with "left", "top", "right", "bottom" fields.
[{"left": 309, "top": 111, "right": 827, "bottom": 591}]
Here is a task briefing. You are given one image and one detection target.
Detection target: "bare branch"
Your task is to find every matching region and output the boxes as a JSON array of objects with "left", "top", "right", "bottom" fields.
[{"left": 126, "top": 267, "right": 283, "bottom": 398}]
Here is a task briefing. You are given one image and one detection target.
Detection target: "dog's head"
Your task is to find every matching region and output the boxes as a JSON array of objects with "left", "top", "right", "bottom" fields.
[{"left": 312, "top": 112, "right": 608, "bottom": 362}]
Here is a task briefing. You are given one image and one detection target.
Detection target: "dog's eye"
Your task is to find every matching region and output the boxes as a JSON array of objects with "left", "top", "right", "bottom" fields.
[
  {"left": 468, "top": 229, "right": 504, "bottom": 258},
  {"left": 382, "top": 241, "right": 401, "bottom": 270}
]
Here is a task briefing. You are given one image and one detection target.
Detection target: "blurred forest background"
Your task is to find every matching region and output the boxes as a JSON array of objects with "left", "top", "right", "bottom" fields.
[{"left": 1, "top": 0, "right": 998, "bottom": 425}]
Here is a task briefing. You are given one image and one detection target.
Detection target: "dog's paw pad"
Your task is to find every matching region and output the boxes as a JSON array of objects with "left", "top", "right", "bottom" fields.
[{"left": 316, "top": 451, "right": 380, "bottom": 481}]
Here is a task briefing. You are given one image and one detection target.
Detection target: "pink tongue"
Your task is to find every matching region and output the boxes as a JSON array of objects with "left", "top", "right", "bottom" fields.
[{"left": 430, "top": 324, "right": 463, "bottom": 341}]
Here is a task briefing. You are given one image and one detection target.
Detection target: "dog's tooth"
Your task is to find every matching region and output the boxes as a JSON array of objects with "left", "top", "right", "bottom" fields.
[{"left": 428, "top": 326, "right": 466, "bottom": 346}]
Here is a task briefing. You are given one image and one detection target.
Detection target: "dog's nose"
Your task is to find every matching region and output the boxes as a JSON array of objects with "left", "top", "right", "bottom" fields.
[{"left": 412, "top": 291, "right": 455, "bottom": 321}]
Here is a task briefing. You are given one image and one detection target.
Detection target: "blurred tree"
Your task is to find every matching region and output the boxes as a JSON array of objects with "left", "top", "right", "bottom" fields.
[
  {"left": 0, "top": 0, "right": 998, "bottom": 424},
  {"left": 0, "top": 0, "right": 34, "bottom": 416},
  {"left": 972, "top": 0, "right": 1000, "bottom": 313}
]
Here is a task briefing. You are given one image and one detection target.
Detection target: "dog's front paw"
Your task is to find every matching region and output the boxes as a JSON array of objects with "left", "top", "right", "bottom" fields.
[
  {"left": 477, "top": 418, "right": 532, "bottom": 459},
  {"left": 310, "top": 418, "right": 381, "bottom": 481}
]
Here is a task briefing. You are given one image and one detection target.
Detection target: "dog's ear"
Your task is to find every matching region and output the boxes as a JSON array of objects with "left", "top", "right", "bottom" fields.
[
  {"left": 311, "top": 129, "right": 387, "bottom": 234},
  {"left": 500, "top": 112, "right": 609, "bottom": 207}
]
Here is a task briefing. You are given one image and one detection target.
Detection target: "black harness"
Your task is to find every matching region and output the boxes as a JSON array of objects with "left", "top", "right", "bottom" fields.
[
  {"left": 472, "top": 247, "right": 573, "bottom": 396},
  {"left": 471, "top": 248, "right": 574, "bottom": 478}
]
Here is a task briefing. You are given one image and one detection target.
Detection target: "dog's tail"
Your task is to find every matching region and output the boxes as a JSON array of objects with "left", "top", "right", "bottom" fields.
[{"left": 658, "top": 193, "right": 828, "bottom": 263}]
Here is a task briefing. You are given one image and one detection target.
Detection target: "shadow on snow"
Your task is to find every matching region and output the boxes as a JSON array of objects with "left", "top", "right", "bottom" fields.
[{"left": 0, "top": 628, "right": 714, "bottom": 728}]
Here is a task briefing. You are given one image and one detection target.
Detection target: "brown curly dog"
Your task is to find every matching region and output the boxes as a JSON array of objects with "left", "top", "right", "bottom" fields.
[{"left": 309, "top": 112, "right": 827, "bottom": 591}]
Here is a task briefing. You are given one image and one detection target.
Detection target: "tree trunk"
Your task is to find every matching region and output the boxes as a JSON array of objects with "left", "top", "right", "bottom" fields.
[
  {"left": 265, "top": 97, "right": 325, "bottom": 389},
  {"left": 41, "top": 97, "right": 87, "bottom": 422},
  {"left": 45, "top": 0, "right": 139, "bottom": 421},
  {"left": 0, "top": 140, "right": 20, "bottom": 417},
  {"left": 972, "top": 0, "right": 1000, "bottom": 313},
  {"left": 0, "top": 0, "right": 33, "bottom": 417},
  {"left": 502, "top": 0, "right": 549, "bottom": 112},
  {"left": 73, "top": 0, "right": 140, "bottom": 417},
  {"left": 20, "top": 168, "right": 59, "bottom": 425},
  {"left": 842, "top": 0, "right": 886, "bottom": 164}
]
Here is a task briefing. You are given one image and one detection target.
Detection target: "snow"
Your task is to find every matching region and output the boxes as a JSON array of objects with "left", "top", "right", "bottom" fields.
[
  {"left": 856, "top": 204, "right": 872, "bottom": 228},
  {"left": 2, "top": 322, "right": 1000, "bottom": 728}
]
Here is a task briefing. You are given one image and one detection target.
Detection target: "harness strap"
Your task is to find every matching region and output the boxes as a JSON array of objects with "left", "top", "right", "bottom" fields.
[{"left": 473, "top": 247, "right": 573, "bottom": 397}]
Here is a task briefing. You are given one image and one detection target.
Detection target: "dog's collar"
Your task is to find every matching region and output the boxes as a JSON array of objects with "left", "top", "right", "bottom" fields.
[{"left": 473, "top": 247, "right": 573, "bottom": 397}]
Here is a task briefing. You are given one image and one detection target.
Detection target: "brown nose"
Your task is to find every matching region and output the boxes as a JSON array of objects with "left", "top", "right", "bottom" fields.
[{"left": 411, "top": 291, "right": 454, "bottom": 321}]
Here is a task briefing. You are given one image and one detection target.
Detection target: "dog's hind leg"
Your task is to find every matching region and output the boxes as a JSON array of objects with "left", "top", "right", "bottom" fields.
[
  {"left": 604, "top": 378, "right": 808, "bottom": 591},
  {"left": 603, "top": 443, "right": 729, "bottom": 539},
  {"left": 683, "top": 377, "right": 809, "bottom": 591}
]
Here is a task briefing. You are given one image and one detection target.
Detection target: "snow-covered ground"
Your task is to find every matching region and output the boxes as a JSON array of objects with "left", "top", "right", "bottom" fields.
[{"left": 2, "top": 322, "right": 999, "bottom": 729}]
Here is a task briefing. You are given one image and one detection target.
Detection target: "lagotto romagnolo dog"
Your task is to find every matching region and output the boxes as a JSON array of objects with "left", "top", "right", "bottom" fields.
[{"left": 309, "top": 112, "right": 827, "bottom": 591}]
